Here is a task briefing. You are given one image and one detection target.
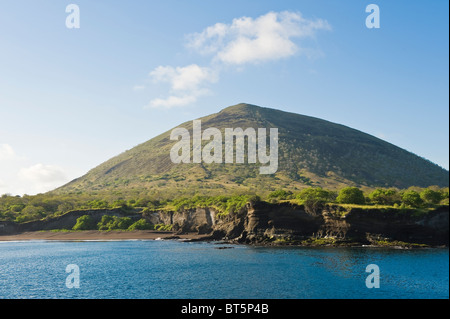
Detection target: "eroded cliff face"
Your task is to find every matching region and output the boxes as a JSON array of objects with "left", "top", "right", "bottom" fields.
[
  {"left": 209, "top": 203, "right": 448, "bottom": 246},
  {"left": 144, "top": 208, "right": 216, "bottom": 234},
  {"left": 342, "top": 206, "right": 449, "bottom": 246},
  {"left": 143, "top": 202, "right": 448, "bottom": 246},
  {"left": 209, "top": 202, "right": 324, "bottom": 243},
  {"left": 0, "top": 204, "right": 448, "bottom": 246}
]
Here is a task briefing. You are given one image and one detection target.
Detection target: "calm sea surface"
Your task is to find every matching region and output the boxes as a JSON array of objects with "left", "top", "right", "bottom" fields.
[{"left": 0, "top": 240, "right": 448, "bottom": 299}]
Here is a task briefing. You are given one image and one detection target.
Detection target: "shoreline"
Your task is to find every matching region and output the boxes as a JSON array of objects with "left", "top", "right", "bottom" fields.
[
  {"left": 0, "top": 230, "right": 212, "bottom": 242},
  {"left": 0, "top": 231, "right": 447, "bottom": 249},
  {"left": 1, "top": 206, "right": 447, "bottom": 248}
]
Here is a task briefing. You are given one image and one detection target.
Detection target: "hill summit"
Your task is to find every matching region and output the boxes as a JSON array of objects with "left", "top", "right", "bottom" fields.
[{"left": 55, "top": 103, "right": 449, "bottom": 196}]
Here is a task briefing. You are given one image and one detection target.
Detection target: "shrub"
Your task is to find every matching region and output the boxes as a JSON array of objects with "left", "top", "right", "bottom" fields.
[
  {"left": 128, "top": 219, "right": 154, "bottom": 230},
  {"left": 97, "top": 215, "right": 115, "bottom": 230},
  {"left": 336, "top": 187, "right": 365, "bottom": 205},
  {"left": 420, "top": 189, "right": 442, "bottom": 205},
  {"left": 439, "top": 188, "right": 449, "bottom": 205},
  {"left": 10, "top": 204, "right": 25, "bottom": 213},
  {"left": 401, "top": 190, "right": 423, "bottom": 207},
  {"left": 170, "top": 194, "right": 259, "bottom": 214},
  {"left": 87, "top": 199, "right": 109, "bottom": 209},
  {"left": 268, "top": 189, "right": 293, "bottom": 200},
  {"left": 297, "top": 187, "right": 333, "bottom": 202},
  {"left": 116, "top": 217, "right": 134, "bottom": 229},
  {"left": 154, "top": 224, "right": 173, "bottom": 231},
  {"left": 368, "top": 189, "right": 400, "bottom": 205},
  {"left": 440, "top": 188, "right": 449, "bottom": 199},
  {"left": 97, "top": 215, "right": 135, "bottom": 230},
  {"left": 73, "top": 215, "right": 96, "bottom": 230},
  {"left": 112, "top": 199, "right": 128, "bottom": 209},
  {"left": 297, "top": 187, "right": 334, "bottom": 214}
]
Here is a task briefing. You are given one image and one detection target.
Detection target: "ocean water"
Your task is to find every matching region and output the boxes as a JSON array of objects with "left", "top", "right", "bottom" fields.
[{"left": 0, "top": 240, "right": 448, "bottom": 299}]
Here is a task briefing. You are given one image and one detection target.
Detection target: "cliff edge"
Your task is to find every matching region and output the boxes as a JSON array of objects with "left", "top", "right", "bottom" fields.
[{"left": 1, "top": 203, "right": 448, "bottom": 247}]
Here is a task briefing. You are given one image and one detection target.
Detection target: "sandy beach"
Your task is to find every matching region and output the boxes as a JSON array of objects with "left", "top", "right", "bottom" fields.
[{"left": 0, "top": 230, "right": 212, "bottom": 242}]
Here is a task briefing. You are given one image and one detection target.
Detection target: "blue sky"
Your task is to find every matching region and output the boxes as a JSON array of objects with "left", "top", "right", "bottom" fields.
[{"left": 0, "top": 0, "right": 448, "bottom": 195}]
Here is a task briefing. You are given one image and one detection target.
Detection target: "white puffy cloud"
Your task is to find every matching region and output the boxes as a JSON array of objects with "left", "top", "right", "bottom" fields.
[
  {"left": 186, "top": 11, "right": 331, "bottom": 65},
  {"left": 147, "top": 64, "right": 217, "bottom": 108},
  {"left": 19, "top": 163, "right": 67, "bottom": 184},
  {"left": 0, "top": 144, "right": 70, "bottom": 195},
  {"left": 145, "top": 11, "right": 330, "bottom": 108},
  {"left": 150, "top": 64, "right": 217, "bottom": 91},
  {"left": 18, "top": 163, "right": 68, "bottom": 193}
]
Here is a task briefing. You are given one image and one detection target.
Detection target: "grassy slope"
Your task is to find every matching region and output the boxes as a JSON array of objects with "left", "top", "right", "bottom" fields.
[{"left": 53, "top": 103, "right": 449, "bottom": 196}]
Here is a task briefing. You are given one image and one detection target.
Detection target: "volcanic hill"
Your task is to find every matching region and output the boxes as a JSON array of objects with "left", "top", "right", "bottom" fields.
[{"left": 54, "top": 103, "right": 449, "bottom": 196}]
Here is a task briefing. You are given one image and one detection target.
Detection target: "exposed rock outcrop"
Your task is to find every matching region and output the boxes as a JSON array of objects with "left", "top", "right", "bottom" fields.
[{"left": 0, "top": 203, "right": 448, "bottom": 246}]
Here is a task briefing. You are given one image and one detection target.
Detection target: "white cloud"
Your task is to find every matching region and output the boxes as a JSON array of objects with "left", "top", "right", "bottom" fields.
[
  {"left": 0, "top": 144, "right": 16, "bottom": 160},
  {"left": 0, "top": 178, "right": 6, "bottom": 190},
  {"left": 186, "top": 11, "right": 331, "bottom": 65},
  {"left": 0, "top": 144, "right": 70, "bottom": 195},
  {"left": 147, "top": 64, "right": 217, "bottom": 108},
  {"left": 149, "top": 64, "right": 218, "bottom": 91},
  {"left": 148, "top": 94, "right": 198, "bottom": 109},
  {"left": 0, "top": 178, "right": 12, "bottom": 196},
  {"left": 18, "top": 163, "right": 68, "bottom": 193},
  {"left": 145, "top": 11, "right": 330, "bottom": 108}
]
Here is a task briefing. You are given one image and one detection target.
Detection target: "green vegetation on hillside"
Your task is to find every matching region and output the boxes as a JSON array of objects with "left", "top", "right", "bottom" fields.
[{"left": 52, "top": 104, "right": 449, "bottom": 195}]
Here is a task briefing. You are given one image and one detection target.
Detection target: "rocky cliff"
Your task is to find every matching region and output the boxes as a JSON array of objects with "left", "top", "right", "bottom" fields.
[
  {"left": 0, "top": 204, "right": 448, "bottom": 246},
  {"left": 204, "top": 202, "right": 449, "bottom": 246}
]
